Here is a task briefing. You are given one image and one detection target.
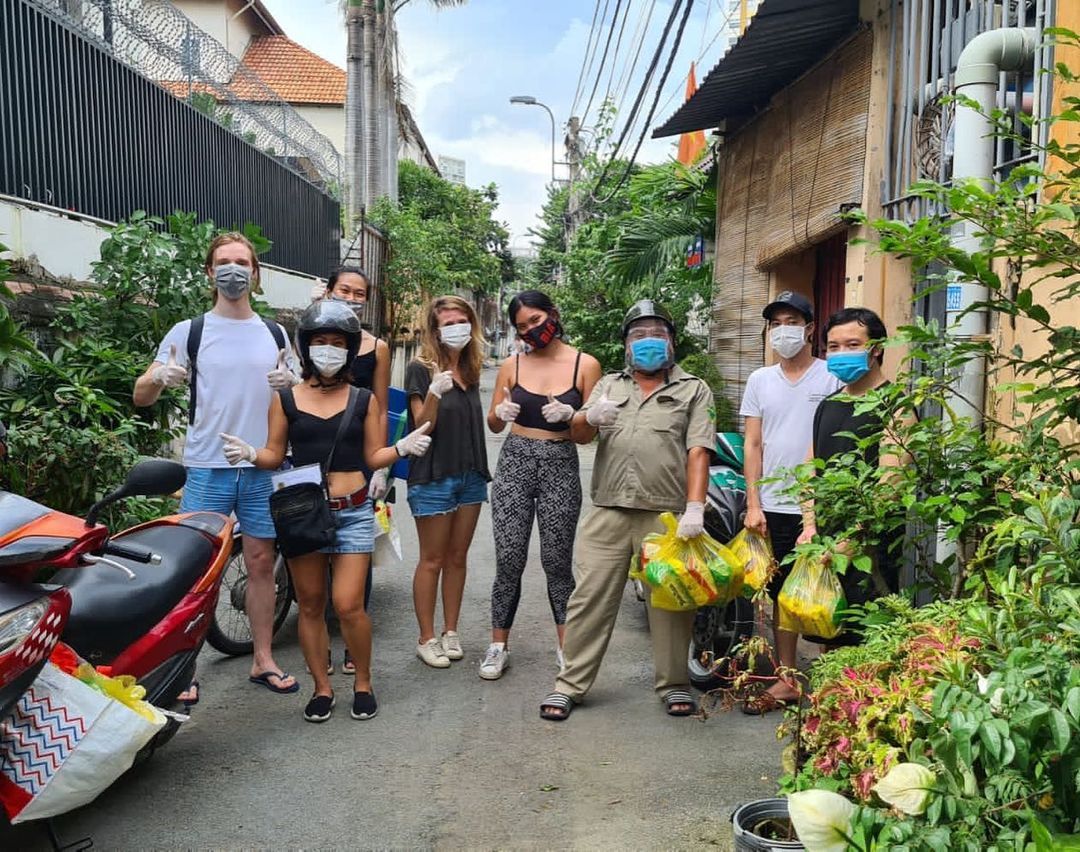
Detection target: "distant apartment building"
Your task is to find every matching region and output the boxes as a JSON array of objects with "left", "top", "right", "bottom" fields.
[{"left": 438, "top": 156, "right": 467, "bottom": 186}]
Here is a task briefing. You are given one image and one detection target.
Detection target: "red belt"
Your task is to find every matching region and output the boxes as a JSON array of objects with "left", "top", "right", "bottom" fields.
[{"left": 327, "top": 486, "right": 369, "bottom": 511}]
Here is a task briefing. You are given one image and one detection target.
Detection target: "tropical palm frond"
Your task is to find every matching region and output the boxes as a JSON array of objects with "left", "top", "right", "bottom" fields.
[{"left": 607, "top": 211, "right": 710, "bottom": 285}]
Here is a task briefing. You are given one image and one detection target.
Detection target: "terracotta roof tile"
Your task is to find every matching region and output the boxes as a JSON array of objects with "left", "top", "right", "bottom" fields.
[{"left": 234, "top": 35, "right": 346, "bottom": 105}]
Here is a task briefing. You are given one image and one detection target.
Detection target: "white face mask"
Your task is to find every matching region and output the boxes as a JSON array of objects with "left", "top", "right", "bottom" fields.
[
  {"left": 439, "top": 323, "right": 472, "bottom": 351},
  {"left": 769, "top": 325, "right": 807, "bottom": 360},
  {"left": 308, "top": 344, "right": 348, "bottom": 377}
]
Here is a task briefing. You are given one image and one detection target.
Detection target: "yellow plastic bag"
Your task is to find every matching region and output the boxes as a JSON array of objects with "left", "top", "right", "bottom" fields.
[
  {"left": 727, "top": 529, "right": 777, "bottom": 593},
  {"left": 74, "top": 664, "right": 162, "bottom": 723},
  {"left": 630, "top": 513, "right": 745, "bottom": 611},
  {"left": 777, "top": 554, "right": 847, "bottom": 639}
]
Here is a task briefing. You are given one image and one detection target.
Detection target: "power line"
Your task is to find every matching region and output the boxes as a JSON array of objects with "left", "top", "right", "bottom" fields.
[
  {"left": 589, "top": 0, "right": 687, "bottom": 201},
  {"left": 594, "top": 0, "right": 697, "bottom": 204},
  {"left": 570, "top": 0, "right": 604, "bottom": 117},
  {"left": 580, "top": 0, "right": 627, "bottom": 129},
  {"left": 609, "top": 0, "right": 658, "bottom": 125},
  {"left": 601, "top": 0, "right": 636, "bottom": 118}
]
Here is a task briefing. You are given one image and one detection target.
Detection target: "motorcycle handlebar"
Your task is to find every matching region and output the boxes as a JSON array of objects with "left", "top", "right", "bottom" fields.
[{"left": 103, "top": 540, "right": 159, "bottom": 564}]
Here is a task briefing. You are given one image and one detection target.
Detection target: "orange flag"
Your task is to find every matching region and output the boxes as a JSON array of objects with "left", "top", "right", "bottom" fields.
[{"left": 677, "top": 62, "right": 707, "bottom": 165}]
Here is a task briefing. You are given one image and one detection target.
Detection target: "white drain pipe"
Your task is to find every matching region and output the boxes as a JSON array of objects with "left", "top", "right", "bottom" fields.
[{"left": 947, "top": 27, "right": 1038, "bottom": 424}]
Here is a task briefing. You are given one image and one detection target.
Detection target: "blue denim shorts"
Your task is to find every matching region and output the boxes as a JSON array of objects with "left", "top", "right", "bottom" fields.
[
  {"left": 407, "top": 470, "right": 488, "bottom": 518},
  {"left": 320, "top": 499, "right": 376, "bottom": 554},
  {"left": 181, "top": 466, "right": 276, "bottom": 540}
]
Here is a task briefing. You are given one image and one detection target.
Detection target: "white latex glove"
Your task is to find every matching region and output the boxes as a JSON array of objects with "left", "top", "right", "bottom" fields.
[
  {"left": 151, "top": 344, "right": 188, "bottom": 388},
  {"left": 310, "top": 280, "right": 327, "bottom": 302},
  {"left": 585, "top": 393, "right": 619, "bottom": 427},
  {"left": 266, "top": 348, "right": 298, "bottom": 390},
  {"left": 369, "top": 468, "right": 390, "bottom": 501},
  {"left": 428, "top": 370, "right": 455, "bottom": 399},
  {"left": 676, "top": 501, "right": 705, "bottom": 539},
  {"left": 220, "top": 433, "right": 257, "bottom": 466},
  {"left": 541, "top": 393, "right": 575, "bottom": 424},
  {"left": 494, "top": 386, "right": 520, "bottom": 422},
  {"left": 395, "top": 421, "right": 433, "bottom": 457}
]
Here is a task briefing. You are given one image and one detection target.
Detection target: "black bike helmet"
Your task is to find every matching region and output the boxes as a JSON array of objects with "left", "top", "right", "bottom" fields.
[
  {"left": 621, "top": 299, "right": 676, "bottom": 339},
  {"left": 295, "top": 299, "right": 362, "bottom": 378}
]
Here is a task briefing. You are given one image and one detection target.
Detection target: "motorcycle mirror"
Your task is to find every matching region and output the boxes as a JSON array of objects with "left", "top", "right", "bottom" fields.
[{"left": 85, "top": 459, "right": 187, "bottom": 528}]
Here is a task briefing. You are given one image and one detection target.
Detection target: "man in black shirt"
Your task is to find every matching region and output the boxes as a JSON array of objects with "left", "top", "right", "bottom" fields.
[{"left": 798, "top": 308, "right": 901, "bottom": 639}]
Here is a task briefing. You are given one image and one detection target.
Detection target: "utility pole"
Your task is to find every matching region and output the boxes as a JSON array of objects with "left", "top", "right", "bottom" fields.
[{"left": 565, "top": 115, "right": 584, "bottom": 245}]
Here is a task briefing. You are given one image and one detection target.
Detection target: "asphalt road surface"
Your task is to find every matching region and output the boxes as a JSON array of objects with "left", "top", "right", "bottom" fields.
[{"left": 4, "top": 368, "right": 784, "bottom": 851}]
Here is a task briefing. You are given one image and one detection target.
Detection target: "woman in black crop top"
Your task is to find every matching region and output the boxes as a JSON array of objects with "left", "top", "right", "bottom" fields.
[
  {"left": 479, "top": 290, "right": 601, "bottom": 680},
  {"left": 221, "top": 301, "right": 431, "bottom": 723},
  {"left": 319, "top": 266, "right": 391, "bottom": 500}
]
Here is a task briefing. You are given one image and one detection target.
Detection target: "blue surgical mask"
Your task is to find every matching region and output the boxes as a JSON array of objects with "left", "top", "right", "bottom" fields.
[
  {"left": 628, "top": 338, "right": 672, "bottom": 373},
  {"left": 826, "top": 350, "right": 871, "bottom": 384}
]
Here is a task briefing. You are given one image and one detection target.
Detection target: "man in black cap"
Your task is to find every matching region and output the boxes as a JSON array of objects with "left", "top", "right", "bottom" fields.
[{"left": 739, "top": 290, "right": 841, "bottom": 714}]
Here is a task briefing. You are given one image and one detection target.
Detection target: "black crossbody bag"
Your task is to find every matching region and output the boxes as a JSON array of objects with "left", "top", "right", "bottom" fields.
[{"left": 269, "top": 386, "right": 360, "bottom": 558}]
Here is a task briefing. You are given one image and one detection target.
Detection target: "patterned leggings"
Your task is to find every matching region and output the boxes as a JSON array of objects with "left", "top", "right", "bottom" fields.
[{"left": 490, "top": 433, "right": 581, "bottom": 629}]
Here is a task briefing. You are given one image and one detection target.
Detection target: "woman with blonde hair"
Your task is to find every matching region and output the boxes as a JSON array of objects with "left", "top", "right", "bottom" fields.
[{"left": 405, "top": 295, "right": 491, "bottom": 668}]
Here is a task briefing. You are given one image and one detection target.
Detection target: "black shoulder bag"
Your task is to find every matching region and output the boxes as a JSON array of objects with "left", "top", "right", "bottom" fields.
[{"left": 269, "top": 386, "right": 360, "bottom": 558}]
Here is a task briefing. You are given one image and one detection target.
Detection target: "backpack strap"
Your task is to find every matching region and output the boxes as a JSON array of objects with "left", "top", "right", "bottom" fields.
[
  {"left": 186, "top": 313, "right": 206, "bottom": 425},
  {"left": 186, "top": 314, "right": 286, "bottom": 425}
]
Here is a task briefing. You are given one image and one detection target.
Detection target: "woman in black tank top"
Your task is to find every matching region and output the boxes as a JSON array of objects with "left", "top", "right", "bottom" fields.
[
  {"left": 221, "top": 301, "right": 431, "bottom": 723},
  {"left": 319, "top": 266, "right": 391, "bottom": 499},
  {"left": 480, "top": 290, "right": 602, "bottom": 680}
]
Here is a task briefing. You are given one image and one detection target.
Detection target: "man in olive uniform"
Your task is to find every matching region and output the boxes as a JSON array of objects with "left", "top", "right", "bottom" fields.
[{"left": 540, "top": 300, "right": 714, "bottom": 720}]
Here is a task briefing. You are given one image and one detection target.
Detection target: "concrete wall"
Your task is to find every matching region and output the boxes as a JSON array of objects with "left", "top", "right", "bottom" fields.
[
  {"left": 0, "top": 196, "right": 316, "bottom": 312},
  {"left": 293, "top": 104, "right": 345, "bottom": 159},
  {"left": 169, "top": 0, "right": 265, "bottom": 60}
]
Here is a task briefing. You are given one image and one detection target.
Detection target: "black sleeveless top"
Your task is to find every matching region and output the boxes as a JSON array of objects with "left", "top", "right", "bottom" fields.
[
  {"left": 509, "top": 352, "right": 583, "bottom": 433},
  {"left": 350, "top": 344, "right": 377, "bottom": 390},
  {"left": 279, "top": 386, "right": 371, "bottom": 473}
]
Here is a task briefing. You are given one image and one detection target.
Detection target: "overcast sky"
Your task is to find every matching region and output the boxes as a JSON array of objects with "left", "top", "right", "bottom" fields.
[{"left": 261, "top": 1, "right": 739, "bottom": 247}]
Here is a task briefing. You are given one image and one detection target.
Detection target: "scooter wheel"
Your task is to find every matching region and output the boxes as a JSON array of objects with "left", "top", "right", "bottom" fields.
[
  {"left": 688, "top": 597, "right": 755, "bottom": 692},
  {"left": 206, "top": 537, "right": 292, "bottom": 656}
]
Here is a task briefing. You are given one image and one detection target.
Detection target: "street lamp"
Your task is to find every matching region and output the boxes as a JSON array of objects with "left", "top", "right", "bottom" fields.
[{"left": 510, "top": 95, "right": 556, "bottom": 183}]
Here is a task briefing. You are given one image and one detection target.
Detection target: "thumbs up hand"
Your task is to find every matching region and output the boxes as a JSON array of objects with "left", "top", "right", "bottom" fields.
[
  {"left": 541, "top": 392, "right": 574, "bottom": 424},
  {"left": 585, "top": 392, "right": 619, "bottom": 427},
  {"left": 310, "top": 279, "right": 327, "bottom": 302},
  {"left": 152, "top": 344, "right": 189, "bottom": 388},
  {"left": 395, "top": 421, "right": 433, "bottom": 457},
  {"left": 494, "top": 386, "right": 521, "bottom": 423},
  {"left": 220, "top": 432, "right": 257, "bottom": 466},
  {"left": 428, "top": 370, "right": 455, "bottom": 399},
  {"left": 266, "top": 348, "right": 298, "bottom": 389}
]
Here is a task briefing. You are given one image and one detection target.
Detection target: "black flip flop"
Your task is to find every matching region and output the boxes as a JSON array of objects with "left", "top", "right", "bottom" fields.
[
  {"left": 540, "top": 692, "right": 574, "bottom": 721},
  {"left": 249, "top": 671, "right": 300, "bottom": 694}
]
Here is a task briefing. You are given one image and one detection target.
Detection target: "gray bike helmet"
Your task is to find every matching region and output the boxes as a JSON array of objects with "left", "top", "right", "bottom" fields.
[
  {"left": 296, "top": 299, "right": 362, "bottom": 376},
  {"left": 621, "top": 299, "right": 676, "bottom": 339}
]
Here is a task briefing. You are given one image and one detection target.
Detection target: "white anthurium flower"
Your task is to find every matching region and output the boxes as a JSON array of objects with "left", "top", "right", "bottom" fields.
[
  {"left": 989, "top": 687, "right": 1005, "bottom": 713},
  {"left": 873, "top": 762, "right": 935, "bottom": 815},
  {"left": 976, "top": 672, "right": 989, "bottom": 694},
  {"left": 787, "top": 789, "right": 855, "bottom": 852}
]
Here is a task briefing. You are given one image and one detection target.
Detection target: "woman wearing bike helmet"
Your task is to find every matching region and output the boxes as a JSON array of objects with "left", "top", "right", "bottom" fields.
[{"left": 221, "top": 301, "right": 432, "bottom": 723}]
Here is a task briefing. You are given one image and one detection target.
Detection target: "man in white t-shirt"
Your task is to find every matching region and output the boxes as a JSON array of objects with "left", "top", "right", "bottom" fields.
[
  {"left": 134, "top": 232, "right": 300, "bottom": 700},
  {"left": 739, "top": 291, "right": 841, "bottom": 714}
]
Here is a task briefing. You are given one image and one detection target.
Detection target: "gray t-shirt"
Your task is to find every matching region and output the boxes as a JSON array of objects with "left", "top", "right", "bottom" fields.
[
  {"left": 404, "top": 360, "right": 491, "bottom": 486},
  {"left": 739, "top": 359, "right": 842, "bottom": 513}
]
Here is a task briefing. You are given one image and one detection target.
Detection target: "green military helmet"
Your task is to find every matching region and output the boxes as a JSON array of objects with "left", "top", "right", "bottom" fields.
[{"left": 621, "top": 299, "right": 675, "bottom": 339}]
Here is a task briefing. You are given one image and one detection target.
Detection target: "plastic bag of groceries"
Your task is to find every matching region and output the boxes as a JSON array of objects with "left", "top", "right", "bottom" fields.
[
  {"left": 0, "top": 646, "right": 168, "bottom": 823},
  {"left": 629, "top": 513, "right": 745, "bottom": 611},
  {"left": 727, "top": 528, "right": 777, "bottom": 595},
  {"left": 777, "top": 553, "right": 847, "bottom": 639}
]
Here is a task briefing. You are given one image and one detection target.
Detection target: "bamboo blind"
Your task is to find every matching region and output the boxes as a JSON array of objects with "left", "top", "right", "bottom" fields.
[{"left": 710, "top": 27, "right": 873, "bottom": 416}]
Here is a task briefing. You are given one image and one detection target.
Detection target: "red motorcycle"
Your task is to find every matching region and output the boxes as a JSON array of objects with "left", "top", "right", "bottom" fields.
[{"left": 0, "top": 460, "right": 233, "bottom": 741}]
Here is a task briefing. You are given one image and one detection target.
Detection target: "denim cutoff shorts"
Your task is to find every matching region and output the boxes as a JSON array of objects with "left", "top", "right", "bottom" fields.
[
  {"left": 407, "top": 470, "right": 488, "bottom": 518},
  {"left": 320, "top": 498, "right": 376, "bottom": 555},
  {"left": 181, "top": 466, "right": 276, "bottom": 540}
]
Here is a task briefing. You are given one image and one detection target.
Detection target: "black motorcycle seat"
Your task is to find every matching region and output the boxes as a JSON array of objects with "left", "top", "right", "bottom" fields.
[{"left": 52, "top": 525, "right": 214, "bottom": 665}]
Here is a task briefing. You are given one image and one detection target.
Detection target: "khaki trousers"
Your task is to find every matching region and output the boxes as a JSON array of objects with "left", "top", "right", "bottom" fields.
[{"left": 554, "top": 506, "right": 695, "bottom": 703}]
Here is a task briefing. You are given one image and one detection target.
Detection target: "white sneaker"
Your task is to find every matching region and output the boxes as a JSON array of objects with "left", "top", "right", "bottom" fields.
[
  {"left": 479, "top": 643, "right": 510, "bottom": 680},
  {"left": 441, "top": 631, "right": 464, "bottom": 660},
  {"left": 556, "top": 647, "right": 566, "bottom": 671},
  {"left": 416, "top": 638, "right": 450, "bottom": 668}
]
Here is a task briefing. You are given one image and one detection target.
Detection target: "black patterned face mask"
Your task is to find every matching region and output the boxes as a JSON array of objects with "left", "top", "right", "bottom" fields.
[{"left": 521, "top": 316, "right": 559, "bottom": 350}]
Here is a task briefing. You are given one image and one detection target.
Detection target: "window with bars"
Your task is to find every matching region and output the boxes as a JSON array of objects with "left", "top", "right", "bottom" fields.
[{"left": 881, "top": 0, "right": 1055, "bottom": 223}]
